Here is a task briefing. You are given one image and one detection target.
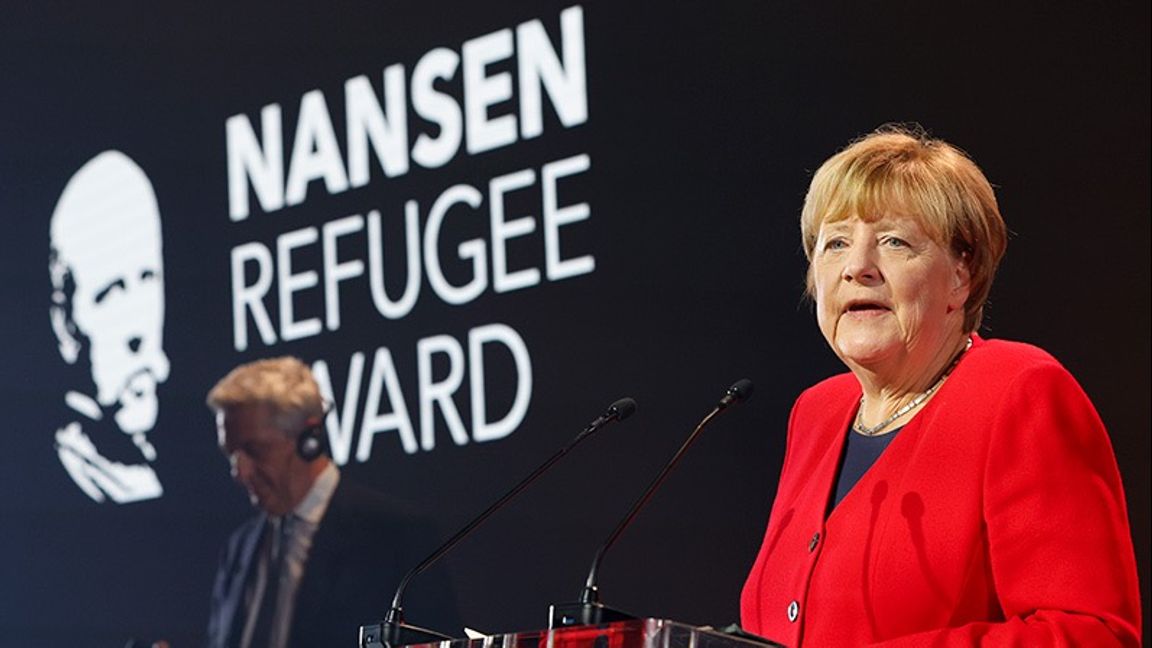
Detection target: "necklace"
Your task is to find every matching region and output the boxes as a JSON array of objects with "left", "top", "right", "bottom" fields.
[{"left": 852, "top": 337, "right": 972, "bottom": 437}]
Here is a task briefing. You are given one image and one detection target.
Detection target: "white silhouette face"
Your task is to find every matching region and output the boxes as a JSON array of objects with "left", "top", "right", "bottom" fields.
[{"left": 51, "top": 152, "right": 171, "bottom": 435}]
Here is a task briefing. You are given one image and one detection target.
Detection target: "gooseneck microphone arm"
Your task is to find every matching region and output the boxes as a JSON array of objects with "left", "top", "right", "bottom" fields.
[
  {"left": 576, "top": 379, "right": 753, "bottom": 610},
  {"left": 371, "top": 397, "right": 638, "bottom": 647}
]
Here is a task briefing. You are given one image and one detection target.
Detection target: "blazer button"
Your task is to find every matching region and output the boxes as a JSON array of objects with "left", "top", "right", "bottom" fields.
[
  {"left": 787, "top": 600, "right": 799, "bottom": 622},
  {"left": 808, "top": 532, "right": 820, "bottom": 553}
]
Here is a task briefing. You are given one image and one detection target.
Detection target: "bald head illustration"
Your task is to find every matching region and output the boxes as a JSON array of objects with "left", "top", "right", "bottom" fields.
[{"left": 49, "top": 151, "right": 170, "bottom": 503}]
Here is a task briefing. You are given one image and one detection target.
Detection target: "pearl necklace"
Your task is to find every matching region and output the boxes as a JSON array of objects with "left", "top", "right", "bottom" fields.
[{"left": 852, "top": 337, "right": 972, "bottom": 437}]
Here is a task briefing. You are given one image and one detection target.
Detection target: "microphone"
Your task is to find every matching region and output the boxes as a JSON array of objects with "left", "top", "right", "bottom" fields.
[
  {"left": 718, "top": 378, "right": 754, "bottom": 410},
  {"left": 361, "top": 397, "right": 638, "bottom": 648},
  {"left": 549, "top": 379, "right": 753, "bottom": 628}
]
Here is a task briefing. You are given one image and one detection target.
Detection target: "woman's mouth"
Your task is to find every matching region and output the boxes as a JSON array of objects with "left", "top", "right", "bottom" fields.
[{"left": 844, "top": 301, "right": 890, "bottom": 315}]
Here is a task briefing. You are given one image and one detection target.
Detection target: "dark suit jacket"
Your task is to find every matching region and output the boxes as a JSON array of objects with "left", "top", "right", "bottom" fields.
[{"left": 207, "top": 479, "right": 460, "bottom": 647}]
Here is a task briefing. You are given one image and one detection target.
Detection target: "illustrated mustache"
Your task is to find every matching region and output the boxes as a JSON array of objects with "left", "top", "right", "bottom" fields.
[
  {"left": 100, "top": 355, "right": 170, "bottom": 411},
  {"left": 114, "top": 353, "right": 171, "bottom": 395}
]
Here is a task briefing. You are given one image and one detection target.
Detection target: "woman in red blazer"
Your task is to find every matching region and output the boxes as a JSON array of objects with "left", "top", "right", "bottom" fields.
[{"left": 740, "top": 126, "right": 1141, "bottom": 646}]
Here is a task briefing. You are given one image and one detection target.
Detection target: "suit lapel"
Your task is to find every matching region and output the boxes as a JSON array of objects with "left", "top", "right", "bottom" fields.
[
  {"left": 289, "top": 481, "right": 348, "bottom": 642},
  {"left": 225, "top": 514, "right": 268, "bottom": 646},
  {"left": 814, "top": 395, "right": 857, "bottom": 523}
]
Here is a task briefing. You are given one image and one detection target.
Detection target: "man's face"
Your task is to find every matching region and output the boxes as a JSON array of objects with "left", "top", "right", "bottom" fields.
[
  {"left": 216, "top": 404, "right": 310, "bottom": 516},
  {"left": 52, "top": 152, "right": 171, "bottom": 434}
]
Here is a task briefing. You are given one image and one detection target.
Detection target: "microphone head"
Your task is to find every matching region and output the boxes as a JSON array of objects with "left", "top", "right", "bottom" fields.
[
  {"left": 607, "top": 397, "right": 637, "bottom": 421},
  {"left": 727, "top": 378, "right": 754, "bottom": 403},
  {"left": 717, "top": 378, "right": 754, "bottom": 409}
]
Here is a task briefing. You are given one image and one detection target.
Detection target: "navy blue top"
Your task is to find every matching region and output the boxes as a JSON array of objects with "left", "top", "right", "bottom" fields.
[{"left": 830, "top": 426, "right": 902, "bottom": 510}]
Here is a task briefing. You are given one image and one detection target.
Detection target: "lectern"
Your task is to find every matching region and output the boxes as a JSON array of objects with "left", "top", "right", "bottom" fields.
[{"left": 360, "top": 618, "right": 783, "bottom": 648}]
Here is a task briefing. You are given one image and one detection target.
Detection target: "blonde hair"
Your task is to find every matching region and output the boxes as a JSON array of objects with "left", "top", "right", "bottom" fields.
[
  {"left": 206, "top": 356, "right": 324, "bottom": 431},
  {"left": 800, "top": 125, "right": 1008, "bottom": 331}
]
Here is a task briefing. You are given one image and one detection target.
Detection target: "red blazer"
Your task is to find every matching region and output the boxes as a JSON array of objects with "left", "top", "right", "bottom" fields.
[{"left": 740, "top": 337, "right": 1141, "bottom": 646}]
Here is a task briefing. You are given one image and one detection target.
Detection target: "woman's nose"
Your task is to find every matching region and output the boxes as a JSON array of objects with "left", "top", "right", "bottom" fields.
[{"left": 842, "top": 244, "right": 881, "bottom": 285}]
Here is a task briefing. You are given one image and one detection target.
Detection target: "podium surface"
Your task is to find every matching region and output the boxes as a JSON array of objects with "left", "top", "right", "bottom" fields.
[{"left": 362, "top": 618, "right": 782, "bottom": 648}]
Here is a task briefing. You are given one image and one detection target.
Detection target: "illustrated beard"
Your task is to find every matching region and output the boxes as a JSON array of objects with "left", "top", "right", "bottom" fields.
[
  {"left": 61, "top": 339, "right": 164, "bottom": 466},
  {"left": 112, "top": 369, "right": 162, "bottom": 434}
]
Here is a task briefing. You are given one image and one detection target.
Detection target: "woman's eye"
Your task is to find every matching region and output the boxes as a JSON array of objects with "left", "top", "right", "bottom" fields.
[
  {"left": 882, "top": 236, "right": 909, "bottom": 248},
  {"left": 824, "top": 238, "right": 848, "bottom": 251}
]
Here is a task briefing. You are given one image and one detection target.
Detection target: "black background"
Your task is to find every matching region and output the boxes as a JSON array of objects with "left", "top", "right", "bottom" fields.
[{"left": 0, "top": 1, "right": 1147, "bottom": 645}]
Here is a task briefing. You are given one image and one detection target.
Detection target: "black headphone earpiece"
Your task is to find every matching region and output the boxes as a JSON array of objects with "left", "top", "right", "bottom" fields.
[{"left": 296, "top": 423, "right": 326, "bottom": 461}]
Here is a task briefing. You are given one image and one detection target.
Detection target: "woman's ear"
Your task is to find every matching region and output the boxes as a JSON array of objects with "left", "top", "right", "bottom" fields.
[{"left": 949, "top": 252, "right": 972, "bottom": 311}]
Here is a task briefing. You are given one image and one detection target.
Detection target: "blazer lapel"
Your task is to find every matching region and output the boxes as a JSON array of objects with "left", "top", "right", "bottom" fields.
[
  {"left": 814, "top": 397, "right": 857, "bottom": 522},
  {"left": 225, "top": 514, "right": 268, "bottom": 645},
  {"left": 289, "top": 483, "right": 347, "bottom": 641}
]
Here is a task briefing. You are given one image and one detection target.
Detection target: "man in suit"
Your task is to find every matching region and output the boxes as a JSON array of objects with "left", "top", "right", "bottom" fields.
[{"left": 205, "top": 356, "right": 458, "bottom": 647}]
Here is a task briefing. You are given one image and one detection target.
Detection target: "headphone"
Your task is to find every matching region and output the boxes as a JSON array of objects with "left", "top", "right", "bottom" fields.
[
  {"left": 295, "top": 401, "right": 332, "bottom": 461},
  {"left": 296, "top": 423, "right": 326, "bottom": 461}
]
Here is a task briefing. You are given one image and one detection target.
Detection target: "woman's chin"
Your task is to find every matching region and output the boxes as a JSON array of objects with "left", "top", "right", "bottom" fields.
[{"left": 834, "top": 335, "right": 901, "bottom": 368}]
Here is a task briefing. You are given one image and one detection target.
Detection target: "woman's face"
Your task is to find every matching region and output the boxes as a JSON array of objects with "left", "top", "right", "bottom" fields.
[{"left": 812, "top": 213, "right": 970, "bottom": 381}]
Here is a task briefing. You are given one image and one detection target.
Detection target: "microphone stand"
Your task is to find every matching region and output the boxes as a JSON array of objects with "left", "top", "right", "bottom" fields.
[
  {"left": 361, "top": 398, "right": 637, "bottom": 648},
  {"left": 549, "top": 380, "right": 752, "bottom": 628}
]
